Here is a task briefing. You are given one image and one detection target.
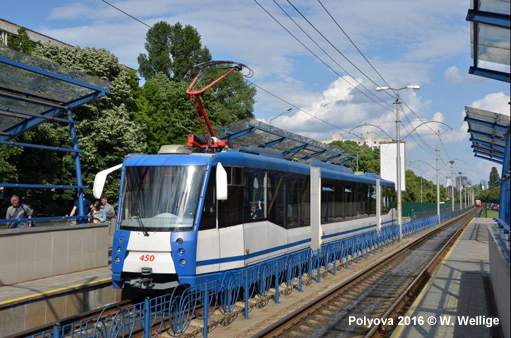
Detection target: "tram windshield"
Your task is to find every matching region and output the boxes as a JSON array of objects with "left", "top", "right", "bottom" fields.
[{"left": 119, "top": 166, "right": 206, "bottom": 231}]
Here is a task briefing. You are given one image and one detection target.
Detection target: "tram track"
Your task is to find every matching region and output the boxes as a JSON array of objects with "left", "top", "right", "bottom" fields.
[{"left": 252, "top": 209, "right": 478, "bottom": 338}]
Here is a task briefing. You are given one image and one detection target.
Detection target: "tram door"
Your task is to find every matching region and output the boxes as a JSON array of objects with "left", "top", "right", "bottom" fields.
[{"left": 197, "top": 168, "right": 219, "bottom": 274}]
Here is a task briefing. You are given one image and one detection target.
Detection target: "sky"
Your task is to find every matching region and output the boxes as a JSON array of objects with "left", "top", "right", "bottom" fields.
[{"left": 2, "top": 0, "right": 509, "bottom": 186}]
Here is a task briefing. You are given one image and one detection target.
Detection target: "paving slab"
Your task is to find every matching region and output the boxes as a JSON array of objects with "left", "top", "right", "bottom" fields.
[{"left": 394, "top": 218, "right": 500, "bottom": 338}]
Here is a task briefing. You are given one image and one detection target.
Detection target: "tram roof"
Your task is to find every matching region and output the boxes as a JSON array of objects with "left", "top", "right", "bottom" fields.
[
  {"left": 0, "top": 46, "right": 110, "bottom": 141},
  {"left": 214, "top": 119, "right": 354, "bottom": 166},
  {"left": 464, "top": 106, "right": 510, "bottom": 165}
]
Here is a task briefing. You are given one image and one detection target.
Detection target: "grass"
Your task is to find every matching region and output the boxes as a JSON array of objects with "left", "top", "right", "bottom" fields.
[{"left": 481, "top": 209, "right": 499, "bottom": 218}]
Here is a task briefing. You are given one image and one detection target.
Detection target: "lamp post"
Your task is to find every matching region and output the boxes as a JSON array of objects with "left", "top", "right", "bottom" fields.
[
  {"left": 436, "top": 146, "right": 440, "bottom": 223},
  {"left": 269, "top": 108, "right": 292, "bottom": 125},
  {"left": 356, "top": 151, "right": 360, "bottom": 172},
  {"left": 449, "top": 160, "right": 455, "bottom": 211},
  {"left": 458, "top": 172, "right": 463, "bottom": 210},
  {"left": 376, "top": 85, "right": 420, "bottom": 241}
]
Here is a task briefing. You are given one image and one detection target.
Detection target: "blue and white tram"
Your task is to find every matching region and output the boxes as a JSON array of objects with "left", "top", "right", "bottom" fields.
[{"left": 108, "top": 148, "right": 395, "bottom": 290}]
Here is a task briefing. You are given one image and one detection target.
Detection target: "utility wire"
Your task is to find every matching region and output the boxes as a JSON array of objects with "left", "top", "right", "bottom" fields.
[
  {"left": 246, "top": 79, "right": 357, "bottom": 137},
  {"left": 286, "top": 0, "right": 385, "bottom": 91},
  {"left": 100, "top": 0, "right": 152, "bottom": 28},
  {"left": 272, "top": 0, "right": 394, "bottom": 111},
  {"left": 316, "top": 0, "right": 397, "bottom": 98},
  {"left": 252, "top": 0, "right": 393, "bottom": 112},
  {"left": 99, "top": 0, "right": 363, "bottom": 140},
  {"left": 287, "top": 0, "right": 438, "bottom": 155},
  {"left": 315, "top": 0, "right": 445, "bottom": 153}
]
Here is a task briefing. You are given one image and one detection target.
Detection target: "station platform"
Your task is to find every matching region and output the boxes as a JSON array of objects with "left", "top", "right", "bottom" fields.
[
  {"left": 394, "top": 218, "right": 506, "bottom": 338},
  {"left": 0, "top": 223, "right": 117, "bottom": 337}
]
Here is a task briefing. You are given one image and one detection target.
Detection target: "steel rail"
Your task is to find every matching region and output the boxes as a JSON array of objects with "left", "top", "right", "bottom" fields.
[
  {"left": 364, "top": 209, "right": 477, "bottom": 337},
  {"left": 252, "top": 209, "right": 476, "bottom": 338}
]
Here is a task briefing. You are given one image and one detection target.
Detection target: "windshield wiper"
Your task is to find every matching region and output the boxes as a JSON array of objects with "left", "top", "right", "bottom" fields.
[
  {"left": 132, "top": 168, "right": 150, "bottom": 237},
  {"left": 133, "top": 215, "right": 149, "bottom": 237}
]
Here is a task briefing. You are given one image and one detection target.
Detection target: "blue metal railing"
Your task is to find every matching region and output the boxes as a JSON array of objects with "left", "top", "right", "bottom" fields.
[{"left": 26, "top": 208, "right": 471, "bottom": 338}]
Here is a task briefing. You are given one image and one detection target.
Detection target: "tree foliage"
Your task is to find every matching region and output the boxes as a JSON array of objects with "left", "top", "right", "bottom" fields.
[
  {"left": 2, "top": 44, "right": 146, "bottom": 214},
  {"left": 329, "top": 141, "right": 450, "bottom": 203},
  {"left": 402, "top": 170, "right": 447, "bottom": 203},
  {"left": 489, "top": 166, "right": 500, "bottom": 188},
  {"left": 329, "top": 140, "right": 380, "bottom": 174},
  {"left": 7, "top": 27, "right": 37, "bottom": 54},
  {"left": 2, "top": 21, "right": 255, "bottom": 216},
  {"left": 138, "top": 22, "right": 211, "bottom": 80},
  {"left": 136, "top": 22, "right": 256, "bottom": 153}
]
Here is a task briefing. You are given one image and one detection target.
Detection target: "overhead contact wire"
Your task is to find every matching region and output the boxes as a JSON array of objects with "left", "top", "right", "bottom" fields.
[{"left": 252, "top": 0, "right": 393, "bottom": 112}]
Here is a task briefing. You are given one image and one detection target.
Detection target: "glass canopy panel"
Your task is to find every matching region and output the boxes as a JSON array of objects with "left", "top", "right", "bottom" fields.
[
  {"left": 478, "top": 0, "right": 511, "bottom": 15},
  {"left": 0, "top": 46, "right": 110, "bottom": 139},
  {"left": 477, "top": 24, "right": 511, "bottom": 66},
  {"left": 465, "top": 106, "right": 510, "bottom": 163},
  {"left": 214, "top": 119, "right": 353, "bottom": 165},
  {"left": 0, "top": 46, "right": 109, "bottom": 89},
  {"left": 0, "top": 63, "right": 94, "bottom": 103}
]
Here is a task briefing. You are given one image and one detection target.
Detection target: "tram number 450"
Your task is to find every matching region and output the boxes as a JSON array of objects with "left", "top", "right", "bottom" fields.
[{"left": 139, "top": 254, "right": 155, "bottom": 262}]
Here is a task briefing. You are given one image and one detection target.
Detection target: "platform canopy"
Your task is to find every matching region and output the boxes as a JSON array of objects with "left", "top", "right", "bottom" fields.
[
  {"left": 466, "top": 0, "right": 510, "bottom": 82},
  {"left": 214, "top": 119, "right": 354, "bottom": 165},
  {"left": 464, "top": 106, "right": 510, "bottom": 164},
  {"left": 0, "top": 45, "right": 110, "bottom": 141}
]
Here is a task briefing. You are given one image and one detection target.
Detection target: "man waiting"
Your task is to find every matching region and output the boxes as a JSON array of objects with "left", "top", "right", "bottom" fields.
[
  {"left": 100, "top": 195, "right": 115, "bottom": 224},
  {"left": 5, "top": 195, "right": 32, "bottom": 229},
  {"left": 68, "top": 193, "right": 93, "bottom": 221}
]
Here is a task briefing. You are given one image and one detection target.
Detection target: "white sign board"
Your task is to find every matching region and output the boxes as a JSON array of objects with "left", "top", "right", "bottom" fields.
[{"left": 380, "top": 142, "right": 405, "bottom": 191}]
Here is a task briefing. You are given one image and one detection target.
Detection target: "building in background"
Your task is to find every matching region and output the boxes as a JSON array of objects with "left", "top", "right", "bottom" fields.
[
  {"left": 0, "top": 18, "right": 72, "bottom": 48},
  {"left": 328, "top": 131, "right": 392, "bottom": 149},
  {"left": 480, "top": 179, "right": 488, "bottom": 190}
]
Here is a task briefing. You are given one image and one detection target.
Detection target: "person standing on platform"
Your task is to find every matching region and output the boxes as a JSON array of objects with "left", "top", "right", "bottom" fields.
[
  {"left": 91, "top": 201, "right": 106, "bottom": 223},
  {"left": 68, "top": 193, "right": 93, "bottom": 221},
  {"left": 5, "top": 195, "right": 32, "bottom": 229},
  {"left": 101, "top": 195, "right": 115, "bottom": 225}
]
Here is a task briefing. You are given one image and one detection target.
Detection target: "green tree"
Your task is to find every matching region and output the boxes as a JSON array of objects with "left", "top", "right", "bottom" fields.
[
  {"left": 489, "top": 166, "right": 499, "bottom": 188},
  {"left": 136, "top": 22, "right": 255, "bottom": 153},
  {"left": 7, "top": 27, "right": 36, "bottom": 54},
  {"left": 138, "top": 22, "right": 211, "bottom": 80},
  {"left": 2, "top": 44, "right": 146, "bottom": 213},
  {"left": 329, "top": 140, "right": 380, "bottom": 174}
]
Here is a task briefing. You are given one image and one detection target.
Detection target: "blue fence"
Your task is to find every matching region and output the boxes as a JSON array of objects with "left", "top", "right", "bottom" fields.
[{"left": 28, "top": 208, "right": 471, "bottom": 338}]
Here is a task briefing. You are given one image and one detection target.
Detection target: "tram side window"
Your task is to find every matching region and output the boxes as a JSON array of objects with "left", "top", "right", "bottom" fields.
[
  {"left": 199, "top": 167, "right": 216, "bottom": 230},
  {"left": 369, "top": 184, "right": 376, "bottom": 216},
  {"left": 267, "top": 171, "right": 286, "bottom": 228},
  {"left": 333, "top": 181, "right": 344, "bottom": 221},
  {"left": 301, "top": 176, "right": 311, "bottom": 227},
  {"left": 244, "top": 168, "right": 266, "bottom": 222},
  {"left": 344, "top": 183, "right": 355, "bottom": 218},
  {"left": 287, "top": 174, "right": 310, "bottom": 228},
  {"left": 321, "top": 178, "right": 335, "bottom": 224},
  {"left": 218, "top": 167, "right": 244, "bottom": 228}
]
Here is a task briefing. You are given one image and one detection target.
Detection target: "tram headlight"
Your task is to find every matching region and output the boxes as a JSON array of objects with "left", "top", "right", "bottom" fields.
[
  {"left": 115, "top": 257, "right": 120, "bottom": 263},
  {"left": 180, "top": 259, "right": 187, "bottom": 265},
  {"left": 176, "top": 238, "right": 183, "bottom": 244},
  {"left": 178, "top": 248, "right": 185, "bottom": 255}
]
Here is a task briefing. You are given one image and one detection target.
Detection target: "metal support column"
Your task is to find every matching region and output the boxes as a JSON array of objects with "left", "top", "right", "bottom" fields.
[{"left": 68, "top": 109, "right": 85, "bottom": 223}]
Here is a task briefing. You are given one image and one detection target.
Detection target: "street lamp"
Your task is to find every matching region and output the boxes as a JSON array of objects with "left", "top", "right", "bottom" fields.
[
  {"left": 458, "top": 171, "right": 463, "bottom": 210},
  {"left": 449, "top": 160, "right": 455, "bottom": 212},
  {"left": 269, "top": 108, "right": 292, "bottom": 125},
  {"left": 376, "top": 85, "right": 420, "bottom": 241}
]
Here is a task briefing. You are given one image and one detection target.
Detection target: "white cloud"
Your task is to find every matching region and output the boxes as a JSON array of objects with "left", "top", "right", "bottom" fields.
[
  {"left": 444, "top": 66, "right": 485, "bottom": 85},
  {"left": 470, "top": 92, "right": 510, "bottom": 114}
]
